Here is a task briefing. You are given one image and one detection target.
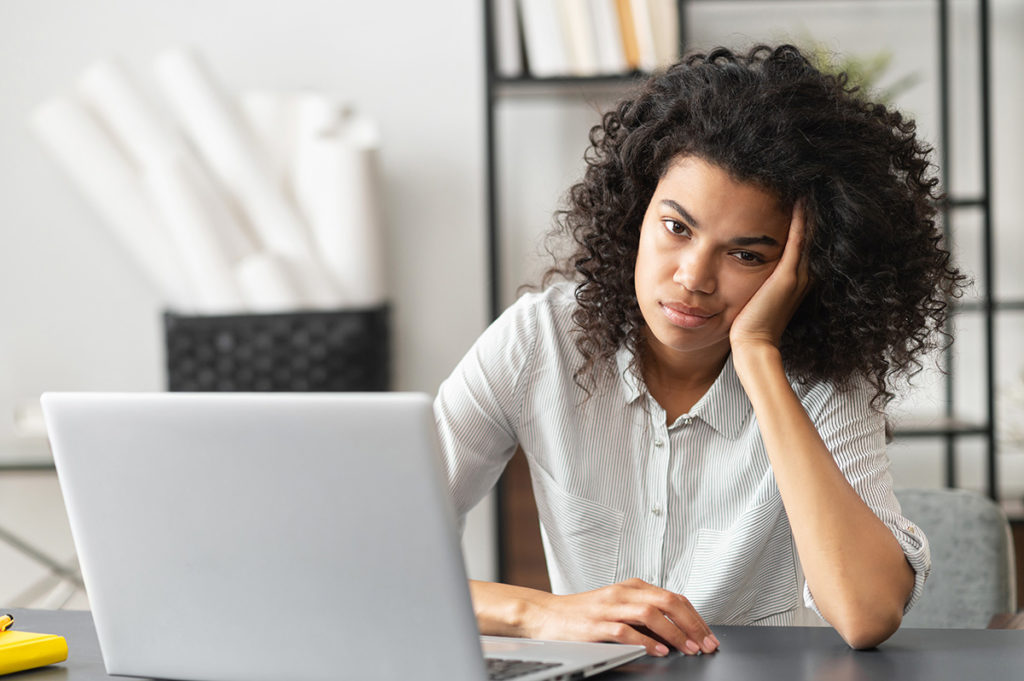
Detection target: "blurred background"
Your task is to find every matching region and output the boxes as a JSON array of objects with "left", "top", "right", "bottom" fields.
[{"left": 1, "top": 0, "right": 1022, "bottom": 609}]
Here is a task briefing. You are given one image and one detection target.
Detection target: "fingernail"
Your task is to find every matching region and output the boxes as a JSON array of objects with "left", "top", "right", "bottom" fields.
[
  {"left": 655, "top": 644, "right": 669, "bottom": 656},
  {"left": 711, "top": 634, "right": 721, "bottom": 647},
  {"left": 703, "top": 635, "right": 716, "bottom": 652},
  {"left": 685, "top": 640, "right": 701, "bottom": 654}
]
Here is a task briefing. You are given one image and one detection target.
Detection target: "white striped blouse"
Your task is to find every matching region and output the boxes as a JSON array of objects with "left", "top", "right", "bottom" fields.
[{"left": 434, "top": 283, "right": 930, "bottom": 625}]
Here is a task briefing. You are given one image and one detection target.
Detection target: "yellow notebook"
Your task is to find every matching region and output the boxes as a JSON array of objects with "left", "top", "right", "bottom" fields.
[{"left": 0, "top": 630, "right": 69, "bottom": 676}]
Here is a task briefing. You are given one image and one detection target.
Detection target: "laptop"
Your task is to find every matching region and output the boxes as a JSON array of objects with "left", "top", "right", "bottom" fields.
[{"left": 41, "top": 392, "right": 645, "bottom": 681}]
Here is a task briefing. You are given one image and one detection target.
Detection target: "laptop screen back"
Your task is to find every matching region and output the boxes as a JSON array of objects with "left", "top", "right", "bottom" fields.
[{"left": 42, "top": 392, "right": 486, "bottom": 681}]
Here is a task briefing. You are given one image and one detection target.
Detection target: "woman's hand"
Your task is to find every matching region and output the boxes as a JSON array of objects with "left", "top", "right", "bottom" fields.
[
  {"left": 471, "top": 579, "right": 719, "bottom": 657},
  {"left": 729, "top": 201, "right": 811, "bottom": 353}
]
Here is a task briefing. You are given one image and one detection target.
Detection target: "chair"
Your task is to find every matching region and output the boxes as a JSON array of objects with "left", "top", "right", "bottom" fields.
[{"left": 897, "top": 488, "right": 1017, "bottom": 628}]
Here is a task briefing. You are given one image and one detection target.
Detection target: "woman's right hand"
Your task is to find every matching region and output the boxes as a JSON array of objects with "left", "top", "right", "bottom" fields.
[{"left": 469, "top": 578, "right": 719, "bottom": 657}]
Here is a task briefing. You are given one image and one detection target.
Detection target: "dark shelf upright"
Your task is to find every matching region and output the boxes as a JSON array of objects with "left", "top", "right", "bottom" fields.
[
  {"left": 481, "top": 0, "right": 504, "bottom": 581},
  {"left": 483, "top": 0, "right": 501, "bottom": 324},
  {"left": 934, "top": 0, "right": 996, "bottom": 498},
  {"left": 978, "top": 0, "right": 996, "bottom": 500},
  {"left": 937, "top": 0, "right": 956, "bottom": 488}
]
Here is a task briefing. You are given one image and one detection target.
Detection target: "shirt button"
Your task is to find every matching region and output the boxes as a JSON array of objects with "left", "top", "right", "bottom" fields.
[
  {"left": 651, "top": 505, "right": 663, "bottom": 516},
  {"left": 682, "top": 416, "right": 693, "bottom": 427},
  {"left": 654, "top": 439, "right": 664, "bottom": 447}
]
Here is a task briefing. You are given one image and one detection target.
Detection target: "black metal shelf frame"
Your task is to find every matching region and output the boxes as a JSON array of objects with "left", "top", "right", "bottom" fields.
[
  {"left": 482, "top": 0, "right": 999, "bottom": 577},
  {"left": 934, "top": 0, "right": 995, "bottom": 495}
]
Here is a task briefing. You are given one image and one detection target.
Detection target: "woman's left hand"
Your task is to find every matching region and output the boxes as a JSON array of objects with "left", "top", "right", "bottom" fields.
[{"left": 729, "top": 200, "right": 811, "bottom": 352}]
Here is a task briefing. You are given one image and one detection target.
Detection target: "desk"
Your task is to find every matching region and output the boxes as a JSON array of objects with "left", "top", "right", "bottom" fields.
[{"left": 7, "top": 608, "right": 1024, "bottom": 681}]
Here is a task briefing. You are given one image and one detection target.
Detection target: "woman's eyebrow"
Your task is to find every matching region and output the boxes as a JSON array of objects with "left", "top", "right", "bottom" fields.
[
  {"left": 732, "top": 235, "right": 781, "bottom": 247},
  {"left": 661, "top": 199, "right": 781, "bottom": 248},
  {"left": 660, "top": 199, "right": 700, "bottom": 228}
]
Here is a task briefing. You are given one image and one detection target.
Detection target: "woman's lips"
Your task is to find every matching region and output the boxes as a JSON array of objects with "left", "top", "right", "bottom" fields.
[{"left": 660, "top": 302, "right": 716, "bottom": 328}]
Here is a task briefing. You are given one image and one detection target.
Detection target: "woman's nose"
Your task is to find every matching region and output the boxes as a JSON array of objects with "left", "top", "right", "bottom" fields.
[{"left": 673, "top": 246, "right": 716, "bottom": 294}]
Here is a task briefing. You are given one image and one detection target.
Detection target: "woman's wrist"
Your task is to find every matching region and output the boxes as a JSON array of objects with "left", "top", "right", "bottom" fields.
[
  {"left": 730, "top": 341, "right": 784, "bottom": 384},
  {"left": 469, "top": 580, "right": 551, "bottom": 638}
]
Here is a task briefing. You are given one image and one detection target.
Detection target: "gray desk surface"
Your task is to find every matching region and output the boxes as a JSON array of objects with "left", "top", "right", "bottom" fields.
[{"left": 6, "top": 608, "right": 1024, "bottom": 680}]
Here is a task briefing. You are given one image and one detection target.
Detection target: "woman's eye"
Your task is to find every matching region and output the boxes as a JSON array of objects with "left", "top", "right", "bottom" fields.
[
  {"left": 734, "top": 251, "right": 766, "bottom": 264},
  {"left": 663, "top": 219, "right": 689, "bottom": 236}
]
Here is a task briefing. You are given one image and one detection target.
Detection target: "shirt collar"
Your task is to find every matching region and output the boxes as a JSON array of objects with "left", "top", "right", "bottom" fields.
[{"left": 615, "top": 345, "right": 752, "bottom": 440}]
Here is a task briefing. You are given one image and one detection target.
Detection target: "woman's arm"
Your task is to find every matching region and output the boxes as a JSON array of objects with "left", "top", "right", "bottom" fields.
[
  {"left": 733, "top": 346, "right": 914, "bottom": 648},
  {"left": 729, "top": 204, "right": 915, "bottom": 649},
  {"left": 469, "top": 579, "right": 719, "bottom": 657}
]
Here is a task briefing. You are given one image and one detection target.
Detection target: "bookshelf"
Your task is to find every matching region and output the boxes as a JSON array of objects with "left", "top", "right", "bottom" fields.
[{"left": 482, "top": 0, "right": 1006, "bottom": 587}]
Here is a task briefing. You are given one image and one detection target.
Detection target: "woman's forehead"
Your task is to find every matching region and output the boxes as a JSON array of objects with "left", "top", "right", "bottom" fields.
[{"left": 654, "top": 156, "right": 790, "bottom": 237}]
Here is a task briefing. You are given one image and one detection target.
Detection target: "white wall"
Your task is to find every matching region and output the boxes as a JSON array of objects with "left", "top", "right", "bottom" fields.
[{"left": 0, "top": 0, "right": 497, "bottom": 604}]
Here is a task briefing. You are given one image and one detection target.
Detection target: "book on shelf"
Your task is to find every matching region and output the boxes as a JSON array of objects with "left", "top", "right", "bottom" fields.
[
  {"left": 615, "top": 0, "right": 641, "bottom": 71},
  {"left": 630, "top": 0, "right": 659, "bottom": 73},
  {"left": 492, "top": 0, "right": 524, "bottom": 78},
  {"left": 591, "top": 0, "right": 629, "bottom": 74},
  {"left": 649, "top": 0, "right": 681, "bottom": 67},
  {"left": 504, "top": 0, "right": 680, "bottom": 80},
  {"left": 560, "top": 0, "right": 600, "bottom": 76},
  {"left": 519, "top": 0, "right": 571, "bottom": 77}
]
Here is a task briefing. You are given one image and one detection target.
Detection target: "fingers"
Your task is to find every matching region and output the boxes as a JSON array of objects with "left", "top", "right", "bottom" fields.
[
  {"left": 613, "top": 581, "right": 719, "bottom": 655},
  {"left": 780, "top": 200, "right": 807, "bottom": 270},
  {"left": 789, "top": 199, "right": 806, "bottom": 237},
  {"left": 598, "top": 621, "right": 671, "bottom": 657},
  {"left": 777, "top": 199, "right": 811, "bottom": 298}
]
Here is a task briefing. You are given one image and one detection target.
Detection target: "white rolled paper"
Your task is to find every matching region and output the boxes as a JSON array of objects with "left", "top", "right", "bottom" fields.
[
  {"left": 145, "top": 155, "right": 246, "bottom": 313},
  {"left": 153, "top": 48, "right": 340, "bottom": 308},
  {"left": 238, "top": 91, "right": 297, "bottom": 187},
  {"left": 77, "top": 57, "right": 183, "bottom": 163},
  {"left": 293, "top": 101, "right": 387, "bottom": 308},
  {"left": 235, "top": 251, "right": 304, "bottom": 312},
  {"left": 29, "top": 96, "right": 194, "bottom": 308},
  {"left": 78, "top": 57, "right": 258, "bottom": 264}
]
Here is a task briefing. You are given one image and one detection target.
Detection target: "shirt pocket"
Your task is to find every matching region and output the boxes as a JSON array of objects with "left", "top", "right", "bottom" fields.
[
  {"left": 529, "top": 462, "right": 625, "bottom": 594},
  {"left": 683, "top": 497, "right": 800, "bottom": 624}
]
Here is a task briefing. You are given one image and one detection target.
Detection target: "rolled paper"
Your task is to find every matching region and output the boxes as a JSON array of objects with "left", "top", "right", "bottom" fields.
[
  {"left": 78, "top": 57, "right": 258, "bottom": 263},
  {"left": 29, "top": 96, "right": 194, "bottom": 308},
  {"left": 145, "top": 155, "right": 246, "bottom": 313},
  {"left": 77, "top": 58, "right": 181, "bottom": 161},
  {"left": 293, "top": 101, "right": 387, "bottom": 308},
  {"left": 289, "top": 92, "right": 351, "bottom": 186},
  {"left": 153, "top": 48, "right": 340, "bottom": 308},
  {"left": 238, "top": 90, "right": 297, "bottom": 187},
  {"left": 235, "top": 251, "right": 304, "bottom": 312}
]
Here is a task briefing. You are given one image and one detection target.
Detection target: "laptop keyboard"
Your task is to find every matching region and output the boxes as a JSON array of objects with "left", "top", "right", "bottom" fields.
[{"left": 486, "top": 657, "right": 563, "bottom": 680}]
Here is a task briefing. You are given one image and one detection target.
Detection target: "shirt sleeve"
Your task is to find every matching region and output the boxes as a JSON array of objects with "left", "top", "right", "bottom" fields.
[
  {"left": 798, "top": 379, "right": 931, "bottom": 618},
  {"left": 433, "top": 292, "right": 541, "bottom": 534}
]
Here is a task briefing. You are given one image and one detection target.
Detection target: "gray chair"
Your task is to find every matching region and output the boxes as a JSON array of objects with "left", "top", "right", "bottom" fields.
[{"left": 897, "top": 488, "right": 1017, "bottom": 628}]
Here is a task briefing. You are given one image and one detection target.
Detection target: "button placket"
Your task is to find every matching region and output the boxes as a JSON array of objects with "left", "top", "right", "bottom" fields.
[{"left": 647, "top": 417, "right": 670, "bottom": 586}]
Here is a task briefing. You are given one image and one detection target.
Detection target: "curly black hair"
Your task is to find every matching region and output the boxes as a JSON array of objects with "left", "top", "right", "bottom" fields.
[{"left": 546, "top": 44, "right": 968, "bottom": 408}]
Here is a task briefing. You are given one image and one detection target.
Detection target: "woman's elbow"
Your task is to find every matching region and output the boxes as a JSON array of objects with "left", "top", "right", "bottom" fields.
[{"left": 833, "top": 605, "right": 903, "bottom": 650}]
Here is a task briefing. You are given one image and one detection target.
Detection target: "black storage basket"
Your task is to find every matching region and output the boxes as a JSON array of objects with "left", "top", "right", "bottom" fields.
[{"left": 163, "top": 305, "right": 390, "bottom": 392}]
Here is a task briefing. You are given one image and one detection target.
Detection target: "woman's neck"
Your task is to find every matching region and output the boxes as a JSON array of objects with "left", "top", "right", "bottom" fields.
[{"left": 640, "top": 333, "right": 730, "bottom": 422}]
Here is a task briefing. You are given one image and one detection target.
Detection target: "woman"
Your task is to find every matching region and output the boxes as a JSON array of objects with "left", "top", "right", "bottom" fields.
[{"left": 435, "top": 45, "right": 966, "bottom": 654}]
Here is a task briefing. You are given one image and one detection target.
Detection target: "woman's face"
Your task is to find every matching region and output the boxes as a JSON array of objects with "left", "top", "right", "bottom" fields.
[{"left": 634, "top": 156, "right": 791, "bottom": 367}]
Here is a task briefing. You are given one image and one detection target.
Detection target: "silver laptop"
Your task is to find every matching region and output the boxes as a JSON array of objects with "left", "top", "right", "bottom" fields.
[{"left": 41, "top": 392, "right": 645, "bottom": 681}]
